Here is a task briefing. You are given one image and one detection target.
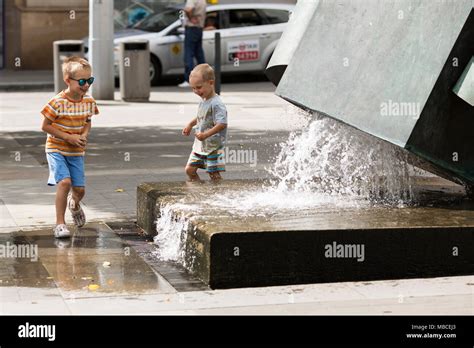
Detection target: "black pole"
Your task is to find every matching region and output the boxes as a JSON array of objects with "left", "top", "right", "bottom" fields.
[{"left": 214, "top": 31, "right": 221, "bottom": 95}]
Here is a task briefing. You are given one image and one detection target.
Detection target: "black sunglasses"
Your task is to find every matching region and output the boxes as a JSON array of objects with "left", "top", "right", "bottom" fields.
[{"left": 70, "top": 77, "right": 95, "bottom": 86}]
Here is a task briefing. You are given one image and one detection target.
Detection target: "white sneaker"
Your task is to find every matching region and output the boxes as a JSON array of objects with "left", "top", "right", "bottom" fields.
[
  {"left": 68, "top": 195, "right": 86, "bottom": 228},
  {"left": 54, "top": 224, "right": 71, "bottom": 239},
  {"left": 178, "top": 81, "right": 190, "bottom": 88}
]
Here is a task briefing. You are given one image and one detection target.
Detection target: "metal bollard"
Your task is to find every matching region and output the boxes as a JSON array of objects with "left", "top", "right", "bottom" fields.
[{"left": 214, "top": 31, "right": 221, "bottom": 95}]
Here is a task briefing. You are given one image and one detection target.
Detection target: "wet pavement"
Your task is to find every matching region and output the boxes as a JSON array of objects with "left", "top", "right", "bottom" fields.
[
  {"left": 0, "top": 222, "right": 472, "bottom": 314},
  {"left": 0, "top": 223, "right": 174, "bottom": 296}
]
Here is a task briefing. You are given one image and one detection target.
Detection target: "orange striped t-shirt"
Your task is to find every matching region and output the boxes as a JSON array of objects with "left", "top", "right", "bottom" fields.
[{"left": 41, "top": 91, "right": 99, "bottom": 156}]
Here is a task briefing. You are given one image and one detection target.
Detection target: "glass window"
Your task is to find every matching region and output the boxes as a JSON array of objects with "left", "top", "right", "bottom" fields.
[
  {"left": 133, "top": 9, "right": 180, "bottom": 32},
  {"left": 258, "top": 9, "right": 290, "bottom": 24},
  {"left": 228, "top": 9, "right": 263, "bottom": 28},
  {"left": 204, "top": 11, "right": 220, "bottom": 31},
  {"left": 113, "top": 1, "right": 182, "bottom": 30}
]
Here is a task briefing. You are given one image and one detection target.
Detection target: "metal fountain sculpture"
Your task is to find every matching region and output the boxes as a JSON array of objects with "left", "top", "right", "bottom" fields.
[{"left": 266, "top": 0, "right": 474, "bottom": 196}]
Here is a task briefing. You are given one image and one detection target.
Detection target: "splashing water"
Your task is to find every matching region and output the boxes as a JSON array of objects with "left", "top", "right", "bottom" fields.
[
  {"left": 268, "top": 113, "right": 416, "bottom": 204},
  {"left": 154, "top": 111, "right": 419, "bottom": 262},
  {"left": 153, "top": 204, "right": 189, "bottom": 262}
]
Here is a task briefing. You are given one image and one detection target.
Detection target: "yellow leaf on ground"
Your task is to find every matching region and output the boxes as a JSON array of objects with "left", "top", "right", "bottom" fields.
[
  {"left": 115, "top": 188, "right": 124, "bottom": 192},
  {"left": 88, "top": 284, "right": 100, "bottom": 291}
]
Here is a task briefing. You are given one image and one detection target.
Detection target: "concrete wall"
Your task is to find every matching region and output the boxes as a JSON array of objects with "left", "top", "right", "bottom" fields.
[{"left": 5, "top": 0, "right": 88, "bottom": 70}]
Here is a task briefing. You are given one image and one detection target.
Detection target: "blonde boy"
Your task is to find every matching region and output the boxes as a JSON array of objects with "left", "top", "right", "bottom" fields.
[
  {"left": 182, "top": 64, "right": 228, "bottom": 181},
  {"left": 40, "top": 57, "right": 99, "bottom": 238}
]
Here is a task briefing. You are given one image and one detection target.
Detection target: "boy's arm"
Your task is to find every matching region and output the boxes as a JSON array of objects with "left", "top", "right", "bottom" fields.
[
  {"left": 195, "top": 123, "right": 227, "bottom": 141},
  {"left": 182, "top": 117, "right": 198, "bottom": 136},
  {"left": 41, "top": 117, "right": 86, "bottom": 147},
  {"left": 82, "top": 121, "right": 92, "bottom": 138}
]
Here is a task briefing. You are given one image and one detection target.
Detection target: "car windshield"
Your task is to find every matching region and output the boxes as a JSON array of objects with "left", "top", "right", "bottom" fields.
[{"left": 134, "top": 9, "right": 180, "bottom": 32}]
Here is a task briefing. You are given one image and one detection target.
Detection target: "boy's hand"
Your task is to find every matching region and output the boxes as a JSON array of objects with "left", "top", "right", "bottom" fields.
[
  {"left": 195, "top": 132, "right": 208, "bottom": 141},
  {"left": 66, "top": 134, "right": 87, "bottom": 147},
  {"left": 80, "top": 135, "right": 88, "bottom": 145},
  {"left": 182, "top": 126, "right": 192, "bottom": 136}
]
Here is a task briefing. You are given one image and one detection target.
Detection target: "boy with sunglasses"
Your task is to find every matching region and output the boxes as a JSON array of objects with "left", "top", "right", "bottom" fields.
[{"left": 40, "top": 56, "right": 99, "bottom": 238}]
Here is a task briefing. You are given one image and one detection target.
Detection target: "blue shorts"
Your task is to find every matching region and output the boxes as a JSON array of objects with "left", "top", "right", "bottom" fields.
[{"left": 46, "top": 152, "right": 85, "bottom": 187}]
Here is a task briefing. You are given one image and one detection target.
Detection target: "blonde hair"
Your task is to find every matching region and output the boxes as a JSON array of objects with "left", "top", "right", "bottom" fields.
[
  {"left": 191, "top": 63, "right": 215, "bottom": 82},
  {"left": 62, "top": 56, "right": 91, "bottom": 78}
]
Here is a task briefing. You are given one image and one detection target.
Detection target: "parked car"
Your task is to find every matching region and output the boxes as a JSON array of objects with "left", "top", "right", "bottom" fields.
[
  {"left": 83, "top": 2, "right": 180, "bottom": 53},
  {"left": 114, "top": 3, "right": 294, "bottom": 85}
]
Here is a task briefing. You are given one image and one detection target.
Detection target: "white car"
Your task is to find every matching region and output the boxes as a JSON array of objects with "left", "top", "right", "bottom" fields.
[{"left": 113, "top": 3, "right": 294, "bottom": 84}]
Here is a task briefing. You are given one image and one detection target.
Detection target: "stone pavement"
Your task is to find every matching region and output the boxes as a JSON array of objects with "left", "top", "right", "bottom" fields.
[{"left": 0, "top": 81, "right": 472, "bottom": 315}]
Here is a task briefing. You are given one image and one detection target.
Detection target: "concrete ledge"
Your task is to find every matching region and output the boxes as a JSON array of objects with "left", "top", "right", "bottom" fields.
[{"left": 137, "top": 179, "right": 474, "bottom": 289}]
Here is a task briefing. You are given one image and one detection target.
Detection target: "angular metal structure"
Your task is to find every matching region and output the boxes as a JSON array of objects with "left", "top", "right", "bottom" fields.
[{"left": 267, "top": 0, "right": 474, "bottom": 193}]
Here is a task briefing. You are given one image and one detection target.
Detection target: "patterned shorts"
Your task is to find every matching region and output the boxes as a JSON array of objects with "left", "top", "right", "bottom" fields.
[{"left": 187, "top": 149, "right": 225, "bottom": 173}]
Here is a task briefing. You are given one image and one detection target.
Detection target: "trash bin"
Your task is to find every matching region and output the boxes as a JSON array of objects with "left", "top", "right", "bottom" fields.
[
  {"left": 119, "top": 40, "right": 150, "bottom": 102},
  {"left": 53, "top": 40, "right": 84, "bottom": 94}
]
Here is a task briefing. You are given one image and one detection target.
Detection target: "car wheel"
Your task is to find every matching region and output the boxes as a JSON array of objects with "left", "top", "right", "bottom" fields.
[{"left": 150, "top": 55, "right": 162, "bottom": 86}]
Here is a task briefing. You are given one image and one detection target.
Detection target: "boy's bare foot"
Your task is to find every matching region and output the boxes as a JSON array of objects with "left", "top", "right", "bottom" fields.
[
  {"left": 209, "top": 172, "right": 222, "bottom": 182},
  {"left": 185, "top": 178, "right": 203, "bottom": 187},
  {"left": 185, "top": 165, "right": 201, "bottom": 182},
  {"left": 186, "top": 175, "right": 201, "bottom": 182}
]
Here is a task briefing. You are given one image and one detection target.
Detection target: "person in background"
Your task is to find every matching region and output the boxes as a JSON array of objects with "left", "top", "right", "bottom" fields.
[
  {"left": 204, "top": 16, "right": 218, "bottom": 31},
  {"left": 178, "top": 0, "right": 207, "bottom": 88}
]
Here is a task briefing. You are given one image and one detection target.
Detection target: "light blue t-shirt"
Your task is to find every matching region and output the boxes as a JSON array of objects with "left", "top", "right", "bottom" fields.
[{"left": 192, "top": 95, "right": 228, "bottom": 155}]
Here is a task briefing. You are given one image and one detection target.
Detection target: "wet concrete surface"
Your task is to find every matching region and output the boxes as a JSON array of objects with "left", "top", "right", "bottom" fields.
[
  {"left": 0, "top": 223, "right": 175, "bottom": 295},
  {"left": 0, "top": 223, "right": 472, "bottom": 314},
  {"left": 107, "top": 222, "right": 209, "bottom": 292},
  {"left": 139, "top": 177, "right": 474, "bottom": 236}
]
